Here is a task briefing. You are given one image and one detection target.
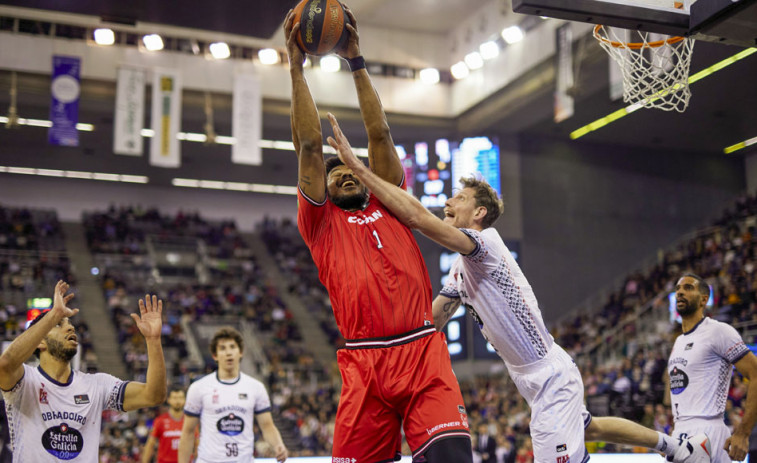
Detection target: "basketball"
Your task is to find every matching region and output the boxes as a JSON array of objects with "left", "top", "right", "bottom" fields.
[{"left": 292, "top": 0, "right": 352, "bottom": 56}]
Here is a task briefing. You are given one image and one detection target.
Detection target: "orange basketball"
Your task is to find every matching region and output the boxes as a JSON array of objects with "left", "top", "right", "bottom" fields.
[{"left": 292, "top": 0, "right": 352, "bottom": 56}]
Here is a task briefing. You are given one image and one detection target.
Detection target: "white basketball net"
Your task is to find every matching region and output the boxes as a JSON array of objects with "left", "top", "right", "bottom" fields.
[{"left": 594, "top": 25, "right": 695, "bottom": 112}]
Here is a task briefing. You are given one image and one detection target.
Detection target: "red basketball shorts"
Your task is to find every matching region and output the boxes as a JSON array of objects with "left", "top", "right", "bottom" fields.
[{"left": 331, "top": 327, "right": 471, "bottom": 463}]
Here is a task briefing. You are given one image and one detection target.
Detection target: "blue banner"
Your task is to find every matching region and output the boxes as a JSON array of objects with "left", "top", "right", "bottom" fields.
[{"left": 49, "top": 55, "right": 81, "bottom": 147}]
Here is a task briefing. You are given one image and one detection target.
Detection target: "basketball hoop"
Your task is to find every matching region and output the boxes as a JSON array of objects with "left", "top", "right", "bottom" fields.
[{"left": 594, "top": 24, "right": 694, "bottom": 112}]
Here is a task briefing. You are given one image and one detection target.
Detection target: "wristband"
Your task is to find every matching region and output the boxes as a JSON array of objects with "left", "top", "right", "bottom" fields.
[{"left": 347, "top": 56, "right": 366, "bottom": 72}]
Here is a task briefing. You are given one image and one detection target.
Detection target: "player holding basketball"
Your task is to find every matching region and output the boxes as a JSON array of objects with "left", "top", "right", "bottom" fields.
[
  {"left": 667, "top": 274, "right": 757, "bottom": 462},
  {"left": 142, "top": 385, "right": 191, "bottom": 463},
  {"left": 326, "top": 113, "right": 715, "bottom": 463},
  {"left": 0, "top": 281, "right": 167, "bottom": 462},
  {"left": 177, "top": 327, "right": 287, "bottom": 463},
  {"left": 284, "top": 7, "right": 473, "bottom": 463}
]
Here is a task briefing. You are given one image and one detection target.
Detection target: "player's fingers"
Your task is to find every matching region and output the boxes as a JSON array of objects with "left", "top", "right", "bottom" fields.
[
  {"left": 71, "top": 308, "right": 79, "bottom": 316},
  {"left": 152, "top": 295, "right": 158, "bottom": 312},
  {"left": 284, "top": 9, "right": 293, "bottom": 32},
  {"left": 157, "top": 299, "right": 163, "bottom": 313},
  {"left": 130, "top": 313, "right": 140, "bottom": 323},
  {"left": 64, "top": 293, "right": 75, "bottom": 303},
  {"left": 724, "top": 437, "right": 731, "bottom": 451},
  {"left": 139, "top": 298, "right": 146, "bottom": 314},
  {"left": 327, "top": 136, "right": 339, "bottom": 151},
  {"left": 344, "top": 6, "right": 357, "bottom": 28}
]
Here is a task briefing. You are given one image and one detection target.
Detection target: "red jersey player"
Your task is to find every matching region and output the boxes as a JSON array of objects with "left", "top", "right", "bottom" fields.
[
  {"left": 142, "top": 385, "right": 190, "bottom": 463},
  {"left": 284, "top": 8, "right": 472, "bottom": 463}
]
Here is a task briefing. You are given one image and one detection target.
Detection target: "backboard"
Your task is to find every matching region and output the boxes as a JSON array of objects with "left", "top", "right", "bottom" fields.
[{"left": 513, "top": 0, "right": 757, "bottom": 47}]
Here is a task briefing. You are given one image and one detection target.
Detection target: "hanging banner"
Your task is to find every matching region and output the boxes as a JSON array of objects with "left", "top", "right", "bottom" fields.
[
  {"left": 232, "top": 72, "right": 262, "bottom": 165},
  {"left": 554, "top": 23, "right": 574, "bottom": 123},
  {"left": 114, "top": 67, "right": 146, "bottom": 156},
  {"left": 150, "top": 68, "right": 181, "bottom": 168},
  {"left": 49, "top": 55, "right": 81, "bottom": 147}
]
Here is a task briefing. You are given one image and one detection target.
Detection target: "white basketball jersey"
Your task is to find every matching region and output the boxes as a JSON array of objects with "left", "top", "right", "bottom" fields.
[
  {"left": 184, "top": 371, "right": 272, "bottom": 463},
  {"left": 441, "top": 228, "right": 554, "bottom": 367},
  {"left": 667, "top": 317, "right": 750, "bottom": 422},
  {"left": 1, "top": 363, "right": 128, "bottom": 462}
]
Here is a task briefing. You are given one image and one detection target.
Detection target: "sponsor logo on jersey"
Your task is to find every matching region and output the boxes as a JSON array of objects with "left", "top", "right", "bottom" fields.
[
  {"left": 556, "top": 444, "right": 567, "bottom": 452},
  {"left": 347, "top": 210, "right": 384, "bottom": 225},
  {"left": 217, "top": 413, "right": 244, "bottom": 436},
  {"left": 42, "top": 422, "right": 84, "bottom": 460},
  {"left": 458, "top": 405, "right": 467, "bottom": 415},
  {"left": 669, "top": 367, "right": 689, "bottom": 395},
  {"left": 39, "top": 385, "right": 48, "bottom": 404},
  {"left": 212, "top": 389, "right": 219, "bottom": 404},
  {"left": 426, "top": 420, "right": 463, "bottom": 436},
  {"left": 41, "top": 411, "right": 87, "bottom": 426},
  {"left": 556, "top": 456, "right": 570, "bottom": 463},
  {"left": 668, "top": 357, "right": 688, "bottom": 367},
  {"left": 74, "top": 394, "right": 90, "bottom": 405},
  {"left": 685, "top": 343, "right": 694, "bottom": 350},
  {"left": 238, "top": 393, "right": 248, "bottom": 400}
]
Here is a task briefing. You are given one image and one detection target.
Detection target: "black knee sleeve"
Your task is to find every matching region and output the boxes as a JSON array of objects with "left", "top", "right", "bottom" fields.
[{"left": 417, "top": 436, "right": 472, "bottom": 463}]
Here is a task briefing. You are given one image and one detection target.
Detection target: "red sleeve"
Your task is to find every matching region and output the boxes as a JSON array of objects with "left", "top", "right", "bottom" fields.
[
  {"left": 297, "top": 185, "right": 329, "bottom": 247},
  {"left": 150, "top": 417, "right": 162, "bottom": 438}
]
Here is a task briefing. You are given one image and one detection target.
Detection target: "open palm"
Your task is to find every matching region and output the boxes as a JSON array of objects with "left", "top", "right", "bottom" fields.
[{"left": 131, "top": 295, "right": 163, "bottom": 339}]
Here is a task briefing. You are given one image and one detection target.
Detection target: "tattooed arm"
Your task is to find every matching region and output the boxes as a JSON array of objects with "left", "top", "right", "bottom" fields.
[{"left": 432, "top": 295, "right": 462, "bottom": 332}]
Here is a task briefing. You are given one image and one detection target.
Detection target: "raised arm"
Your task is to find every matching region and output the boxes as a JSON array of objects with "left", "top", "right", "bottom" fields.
[
  {"left": 285, "top": 10, "right": 326, "bottom": 202},
  {"left": 177, "top": 415, "right": 199, "bottom": 463},
  {"left": 122, "top": 295, "right": 166, "bottom": 411},
  {"left": 257, "top": 411, "right": 288, "bottom": 462},
  {"left": 336, "top": 7, "right": 403, "bottom": 185},
  {"left": 327, "top": 113, "right": 475, "bottom": 255},
  {"left": 0, "top": 281, "right": 77, "bottom": 391},
  {"left": 726, "top": 352, "right": 757, "bottom": 461}
]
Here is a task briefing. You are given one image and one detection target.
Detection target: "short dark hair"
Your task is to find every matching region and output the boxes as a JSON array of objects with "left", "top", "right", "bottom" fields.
[
  {"left": 459, "top": 176, "right": 504, "bottom": 229},
  {"left": 681, "top": 273, "right": 710, "bottom": 298},
  {"left": 28, "top": 311, "right": 50, "bottom": 358},
  {"left": 325, "top": 157, "right": 344, "bottom": 176},
  {"left": 210, "top": 327, "right": 243, "bottom": 355},
  {"left": 168, "top": 384, "right": 186, "bottom": 396}
]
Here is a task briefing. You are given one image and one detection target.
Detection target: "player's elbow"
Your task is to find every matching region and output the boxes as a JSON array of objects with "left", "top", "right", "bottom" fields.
[
  {"left": 367, "top": 123, "right": 391, "bottom": 144},
  {"left": 298, "top": 138, "right": 323, "bottom": 158}
]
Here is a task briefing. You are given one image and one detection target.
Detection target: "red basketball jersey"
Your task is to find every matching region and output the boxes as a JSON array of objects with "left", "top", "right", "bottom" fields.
[
  {"left": 151, "top": 413, "right": 184, "bottom": 463},
  {"left": 298, "top": 184, "right": 433, "bottom": 340}
]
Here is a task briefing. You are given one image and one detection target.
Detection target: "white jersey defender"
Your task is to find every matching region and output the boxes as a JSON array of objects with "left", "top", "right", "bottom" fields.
[
  {"left": 668, "top": 317, "right": 750, "bottom": 463},
  {"left": 2, "top": 363, "right": 128, "bottom": 462},
  {"left": 441, "top": 228, "right": 590, "bottom": 463},
  {"left": 184, "top": 371, "right": 272, "bottom": 463}
]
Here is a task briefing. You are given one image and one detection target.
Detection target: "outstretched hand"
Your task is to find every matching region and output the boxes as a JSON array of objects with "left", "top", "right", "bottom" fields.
[
  {"left": 51, "top": 280, "right": 79, "bottom": 318},
  {"left": 283, "top": 9, "right": 305, "bottom": 69},
  {"left": 131, "top": 295, "right": 163, "bottom": 340},
  {"left": 326, "top": 113, "right": 363, "bottom": 172},
  {"left": 335, "top": 4, "right": 360, "bottom": 59}
]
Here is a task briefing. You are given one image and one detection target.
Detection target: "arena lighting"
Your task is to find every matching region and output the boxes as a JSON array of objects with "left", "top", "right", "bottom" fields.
[
  {"left": 0, "top": 116, "right": 93, "bottom": 131},
  {"left": 724, "top": 135, "right": 757, "bottom": 154},
  {"left": 479, "top": 41, "right": 500, "bottom": 60},
  {"left": 209, "top": 42, "right": 231, "bottom": 60},
  {"left": 570, "top": 47, "right": 757, "bottom": 140},
  {"left": 171, "top": 177, "right": 298, "bottom": 195},
  {"left": 501, "top": 25, "right": 524, "bottom": 44},
  {"left": 138, "top": 129, "right": 369, "bottom": 157},
  {"left": 319, "top": 55, "right": 341, "bottom": 72},
  {"left": 419, "top": 68, "right": 440, "bottom": 85},
  {"left": 258, "top": 48, "right": 280, "bottom": 65},
  {"left": 450, "top": 61, "right": 469, "bottom": 80},
  {"left": 0, "top": 165, "right": 149, "bottom": 183},
  {"left": 93, "top": 28, "right": 115, "bottom": 46},
  {"left": 142, "top": 34, "right": 164, "bottom": 51},
  {"left": 464, "top": 51, "right": 484, "bottom": 70}
]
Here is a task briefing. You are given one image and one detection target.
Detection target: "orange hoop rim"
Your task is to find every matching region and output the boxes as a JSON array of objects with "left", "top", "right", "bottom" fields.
[{"left": 593, "top": 24, "right": 686, "bottom": 50}]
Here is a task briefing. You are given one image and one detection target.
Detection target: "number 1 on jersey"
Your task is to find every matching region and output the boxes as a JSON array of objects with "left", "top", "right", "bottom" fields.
[{"left": 372, "top": 230, "right": 384, "bottom": 249}]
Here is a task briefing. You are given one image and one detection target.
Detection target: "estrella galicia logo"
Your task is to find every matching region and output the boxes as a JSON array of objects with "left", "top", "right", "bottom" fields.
[
  {"left": 556, "top": 443, "right": 567, "bottom": 452},
  {"left": 42, "top": 422, "right": 84, "bottom": 460},
  {"left": 669, "top": 367, "right": 689, "bottom": 395},
  {"left": 217, "top": 413, "right": 244, "bottom": 436}
]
